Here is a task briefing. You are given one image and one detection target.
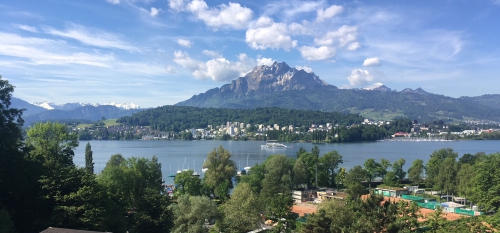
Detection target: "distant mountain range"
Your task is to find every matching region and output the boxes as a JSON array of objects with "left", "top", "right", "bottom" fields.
[
  {"left": 177, "top": 62, "right": 500, "bottom": 122},
  {"left": 11, "top": 97, "right": 144, "bottom": 126}
]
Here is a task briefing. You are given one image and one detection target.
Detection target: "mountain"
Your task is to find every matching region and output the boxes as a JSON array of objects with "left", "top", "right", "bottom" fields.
[
  {"left": 361, "top": 83, "right": 392, "bottom": 92},
  {"left": 11, "top": 97, "right": 47, "bottom": 116},
  {"left": 176, "top": 62, "right": 500, "bottom": 122},
  {"left": 23, "top": 105, "right": 144, "bottom": 126},
  {"left": 459, "top": 94, "right": 500, "bottom": 110},
  {"left": 32, "top": 101, "right": 142, "bottom": 110}
]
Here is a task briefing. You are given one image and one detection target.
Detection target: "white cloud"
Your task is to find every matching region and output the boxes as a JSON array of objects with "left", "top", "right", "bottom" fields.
[
  {"left": 150, "top": 7, "right": 161, "bottom": 17},
  {"left": 257, "top": 57, "right": 275, "bottom": 66},
  {"left": 246, "top": 17, "right": 297, "bottom": 51},
  {"left": 346, "top": 42, "right": 361, "bottom": 51},
  {"left": 173, "top": 51, "right": 273, "bottom": 81},
  {"left": 186, "top": 0, "right": 253, "bottom": 30},
  {"left": 165, "top": 65, "right": 179, "bottom": 74},
  {"left": 316, "top": 5, "right": 344, "bottom": 22},
  {"left": 314, "top": 25, "right": 358, "bottom": 47},
  {"left": 263, "top": 0, "right": 324, "bottom": 19},
  {"left": 44, "top": 24, "right": 138, "bottom": 51},
  {"left": 107, "top": 0, "right": 120, "bottom": 4},
  {"left": 296, "top": 65, "right": 313, "bottom": 73},
  {"left": 347, "top": 69, "right": 374, "bottom": 86},
  {"left": 13, "top": 24, "right": 38, "bottom": 33},
  {"left": 299, "top": 46, "right": 336, "bottom": 60},
  {"left": 0, "top": 32, "right": 114, "bottom": 67},
  {"left": 177, "top": 39, "right": 192, "bottom": 48},
  {"left": 363, "top": 57, "right": 381, "bottom": 66},
  {"left": 288, "top": 22, "right": 310, "bottom": 35},
  {"left": 169, "top": 0, "right": 187, "bottom": 11},
  {"left": 202, "top": 50, "right": 221, "bottom": 58}
]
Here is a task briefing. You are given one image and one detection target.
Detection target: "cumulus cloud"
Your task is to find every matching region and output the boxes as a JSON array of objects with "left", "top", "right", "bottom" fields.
[
  {"left": 316, "top": 5, "right": 344, "bottom": 22},
  {"left": 288, "top": 22, "right": 310, "bottom": 35},
  {"left": 246, "top": 17, "right": 297, "bottom": 51},
  {"left": 150, "top": 7, "right": 161, "bottom": 17},
  {"left": 173, "top": 51, "right": 273, "bottom": 82},
  {"left": 13, "top": 24, "right": 38, "bottom": 33},
  {"left": 296, "top": 65, "right": 313, "bottom": 73},
  {"left": 44, "top": 24, "right": 138, "bottom": 51},
  {"left": 347, "top": 69, "right": 374, "bottom": 86},
  {"left": 363, "top": 57, "right": 381, "bottom": 66},
  {"left": 299, "top": 46, "right": 336, "bottom": 61},
  {"left": 185, "top": 0, "right": 252, "bottom": 30},
  {"left": 257, "top": 56, "right": 275, "bottom": 66},
  {"left": 314, "top": 25, "right": 358, "bottom": 47},
  {"left": 177, "top": 39, "right": 192, "bottom": 48}
]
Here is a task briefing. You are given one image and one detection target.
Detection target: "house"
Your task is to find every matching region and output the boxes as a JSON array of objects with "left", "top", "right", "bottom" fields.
[{"left": 40, "top": 227, "right": 111, "bottom": 233}]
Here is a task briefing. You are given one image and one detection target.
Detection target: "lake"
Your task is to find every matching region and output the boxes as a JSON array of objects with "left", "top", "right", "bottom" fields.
[{"left": 73, "top": 140, "right": 500, "bottom": 184}]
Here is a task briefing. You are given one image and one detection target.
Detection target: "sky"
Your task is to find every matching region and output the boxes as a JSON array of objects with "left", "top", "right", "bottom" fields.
[{"left": 1, "top": 0, "right": 500, "bottom": 108}]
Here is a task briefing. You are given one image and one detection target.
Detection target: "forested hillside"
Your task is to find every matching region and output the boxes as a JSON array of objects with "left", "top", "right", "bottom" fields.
[
  {"left": 177, "top": 86, "right": 500, "bottom": 122},
  {"left": 117, "top": 106, "right": 364, "bottom": 131}
]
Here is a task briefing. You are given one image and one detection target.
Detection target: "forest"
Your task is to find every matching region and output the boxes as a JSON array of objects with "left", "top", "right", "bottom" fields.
[
  {"left": 117, "top": 105, "right": 365, "bottom": 131},
  {"left": 2, "top": 77, "right": 500, "bottom": 233}
]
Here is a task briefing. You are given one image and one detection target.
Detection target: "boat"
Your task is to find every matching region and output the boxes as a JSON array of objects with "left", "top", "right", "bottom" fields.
[{"left": 261, "top": 142, "right": 287, "bottom": 149}]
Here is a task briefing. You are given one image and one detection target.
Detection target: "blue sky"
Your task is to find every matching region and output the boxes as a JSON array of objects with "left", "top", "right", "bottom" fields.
[{"left": 1, "top": 0, "right": 499, "bottom": 107}]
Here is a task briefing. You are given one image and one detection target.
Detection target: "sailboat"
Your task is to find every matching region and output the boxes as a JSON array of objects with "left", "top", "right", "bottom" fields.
[
  {"left": 168, "top": 163, "right": 176, "bottom": 177},
  {"left": 244, "top": 154, "right": 251, "bottom": 172},
  {"left": 192, "top": 160, "right": 200, "bottom": 176}
]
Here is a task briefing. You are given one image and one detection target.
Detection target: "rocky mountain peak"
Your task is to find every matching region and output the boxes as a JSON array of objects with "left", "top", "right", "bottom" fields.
[{"left": 225, "top": 62, "right": 330, "bottom": 94}]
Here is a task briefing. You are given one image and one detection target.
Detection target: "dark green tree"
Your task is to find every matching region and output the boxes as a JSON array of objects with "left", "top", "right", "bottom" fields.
[
  {"left": 85, "top": 142, "right": 94, "bottom": 174},
  {"left": 174, "top": 170, "right": 202, "bottom": 197},
  {"left": 168, "top": 195, "right": 218, "bottom": 233},
  {"left": 408, "top": 159, "right": 425, "bottom": 187},
  {"left": 202, "top": 146, "right": 237, "bottom": 200},
  {"left": 219, "top": 183, "right": 261, "bottom": 232}
]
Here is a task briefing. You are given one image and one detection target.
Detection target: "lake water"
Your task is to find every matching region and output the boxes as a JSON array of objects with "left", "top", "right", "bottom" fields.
[{"left": 73, "top": 140, "right": 500, "bottom": 184}]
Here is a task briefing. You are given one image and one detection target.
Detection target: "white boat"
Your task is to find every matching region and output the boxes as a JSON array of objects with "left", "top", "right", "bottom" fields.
[{"left": 261, "top": 142, "right": 287, "bottom": 149}]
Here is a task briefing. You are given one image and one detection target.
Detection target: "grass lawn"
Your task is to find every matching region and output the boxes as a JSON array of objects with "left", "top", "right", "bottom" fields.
[{"left": 76, "top": 119, "right": 121, "bottom": 128}]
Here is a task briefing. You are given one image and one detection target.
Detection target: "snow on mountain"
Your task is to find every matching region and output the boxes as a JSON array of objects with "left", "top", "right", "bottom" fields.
[
  {"left": 362, "top": 83, "right": 392, "bottom": 92},
  {"left": 32, "top": 101, "right": 142, "bottom": 110}
]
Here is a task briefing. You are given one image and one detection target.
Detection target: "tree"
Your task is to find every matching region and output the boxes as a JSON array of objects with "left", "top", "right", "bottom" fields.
[
  {"left": 383, "top": 171, "right": 399, "bottom": 187},
  {"left": 456, "top": 163, "right": 474, "bottom": 198},
  {"left": 298, "top": 152, "right": 318, "bottom": 186},
  {"left": 317, "top": 150, "right": 343, "bottom": 188},
  {"left": 202, "top": 146, "right": 237, "bottom": 199},
  {"left": 296, "top": 147, "right": 307, "bottom": 158},
  {"left": 85, "top": 142, "right": 94, "bottom": 174},
  {"left": 392, "top": 158, "right": 406, "bottom": 181},
  {"left": 26, "top": 122, "right": 79, "bottom": 167},
  {"left": 426, "top": 148, "right": 458, "bottom": 189},
  {"left": 169, "top": 195, "right": 219, "bottom": 233},
  {"left": 377, "top": 158, "right": 391, "bottom": 180},
  {"left": 261, "top": 155, "right": 293, "bottom": 202},
  {"left": 174, "top": 170, "right": 202, "bottom": 196},
  {"left": 239, "top": 162, "right": 266, "bottom": 194},
  {"left": 470, "top": 153, "right": 500, "bottom": 212},
  {"left": 435, "top": 156, "right": 458, "bottom": 194},
  {"left": 345, "top": 166, "right": 368, "bottom": 198},
  {"left": 98, "top": 154, "right": 170, "bottom": 232},
  {"left": 220, "top": 183, "right": 261, "bottom": 232},
  {"left": 363, "top": 158, "right": 380, "bottom": 188},
  {"left": 408, "top": 159, "right": 425, "bottom": 187},
  {"left": 292, "top": 158, "right": 307, "bottom": 188}
]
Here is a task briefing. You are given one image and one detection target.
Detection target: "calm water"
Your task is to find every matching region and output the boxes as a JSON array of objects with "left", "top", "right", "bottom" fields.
[{"left": 73, "top": 140, "right": 500, "bottom": 184}]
